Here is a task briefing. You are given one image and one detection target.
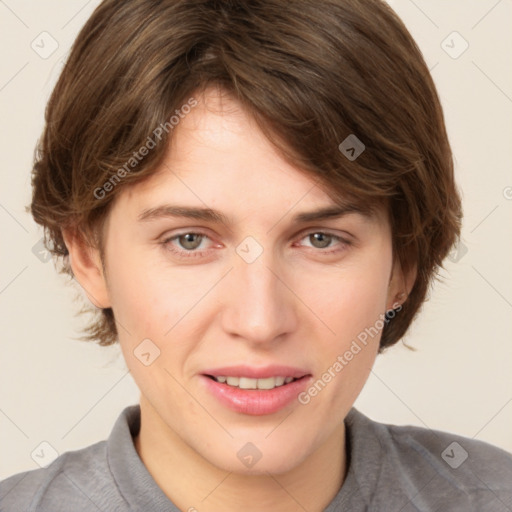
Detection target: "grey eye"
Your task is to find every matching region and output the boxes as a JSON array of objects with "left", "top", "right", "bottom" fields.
[
  {"left": 178, "top": 233, "right": 204, "bottom": 250},
  {"left": 309, "top": 233, "right": 333, "bottom": 249}
]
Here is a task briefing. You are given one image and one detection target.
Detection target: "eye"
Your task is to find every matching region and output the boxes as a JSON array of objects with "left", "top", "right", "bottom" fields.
[
  {"left": 175, "top": 233, "right": 205, "bottom": 250},
  {"left": 160, "top": 229, "right": 351, "bottom": 260},
  {"left": 161, "top": 231, "right": 213, "bottom": 258},
  {"left": 305, "top": 232, "right": 334, "bottom": 249},
  {"left": 298, "top": 231, "right": 350, "bottom": 253}
]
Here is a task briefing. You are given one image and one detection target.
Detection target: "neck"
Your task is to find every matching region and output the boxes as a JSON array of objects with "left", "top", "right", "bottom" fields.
[{"left": 134, "top": 396, "right": 347, "bottom": 512}]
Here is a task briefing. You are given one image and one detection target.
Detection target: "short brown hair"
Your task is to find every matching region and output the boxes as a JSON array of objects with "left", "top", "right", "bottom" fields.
[{"left": 30, "top": 0, "right": 462, "bottom": 350}]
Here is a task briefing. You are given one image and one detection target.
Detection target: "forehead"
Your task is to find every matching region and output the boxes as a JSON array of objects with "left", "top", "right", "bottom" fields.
[{"left": 116, "top": 88, "right": 386, "bottom": 227}]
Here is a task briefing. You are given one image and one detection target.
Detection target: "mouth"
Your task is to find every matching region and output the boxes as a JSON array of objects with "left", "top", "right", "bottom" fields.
[
  {"left": 200, "top": 366, "right": 312, "bottom": 415},
  {"left": 205, "top": 375, "right": 300, "bottom": 390}
]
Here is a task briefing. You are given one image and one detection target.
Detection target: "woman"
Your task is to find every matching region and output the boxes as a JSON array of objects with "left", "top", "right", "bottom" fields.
[{"left": 1, "top": 0, "right": 511, "bottom": 510}]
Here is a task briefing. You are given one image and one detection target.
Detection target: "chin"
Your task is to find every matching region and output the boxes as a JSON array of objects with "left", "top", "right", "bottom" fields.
[{"left": 203, "top": 440, "right": 312, "bottom": 476}]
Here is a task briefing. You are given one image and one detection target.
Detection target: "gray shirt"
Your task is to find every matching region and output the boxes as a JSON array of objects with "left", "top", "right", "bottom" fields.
[{"left": 1, "top": 404, "right": 511, "bottom": 511}]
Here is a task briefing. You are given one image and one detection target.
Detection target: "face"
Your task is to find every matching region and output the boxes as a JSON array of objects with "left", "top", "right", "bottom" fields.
[{"left": 78, "top": 87, "right": 406, "bottom": 475}]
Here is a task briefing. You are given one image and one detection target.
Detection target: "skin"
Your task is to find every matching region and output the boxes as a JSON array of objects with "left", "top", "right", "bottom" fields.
[{"left": 64, "top": 86, "right": 416, "bottom": 512}]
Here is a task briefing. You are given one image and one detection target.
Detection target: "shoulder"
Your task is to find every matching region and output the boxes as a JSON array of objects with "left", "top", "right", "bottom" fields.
[
  {"left": 0, "top": 440, "right": 125, "bottom": 512},
  {"left": 385, "top": 417, "right": 512, "bottom": 467},
  {"left": 345, "top": 408, "right": 512, "bottom": 510}
]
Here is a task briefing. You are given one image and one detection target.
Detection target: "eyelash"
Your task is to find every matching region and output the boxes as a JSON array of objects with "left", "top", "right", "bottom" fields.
[{"left": 160, "top": 230, "right": 351, "bottom": 259}]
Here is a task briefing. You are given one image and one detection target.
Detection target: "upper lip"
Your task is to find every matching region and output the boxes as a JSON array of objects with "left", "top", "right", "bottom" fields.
[{"left": 202, "top": 365, "right": 310, "bottom": 379}]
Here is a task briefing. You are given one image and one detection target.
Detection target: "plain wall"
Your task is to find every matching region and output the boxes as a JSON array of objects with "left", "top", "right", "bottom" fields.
[{"left": 1, "top": 0, "right": 511, "bottom": 479}]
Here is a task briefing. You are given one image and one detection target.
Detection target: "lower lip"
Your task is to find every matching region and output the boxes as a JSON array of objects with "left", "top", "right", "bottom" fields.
[{"left": 201, "top": 375, "right": 311, "bottom": 415}]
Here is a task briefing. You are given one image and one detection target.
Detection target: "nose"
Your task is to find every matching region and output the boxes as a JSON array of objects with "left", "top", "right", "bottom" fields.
[{"left": 219, "top": 247, "right": 298, "bottom": 346}]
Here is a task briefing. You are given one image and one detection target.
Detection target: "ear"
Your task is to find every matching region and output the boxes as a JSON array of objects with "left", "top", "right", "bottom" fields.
[
  {"left": 386, "top": 256, "right": 417, "bottom": 310},
  {"left": 62, "top": 228, "right": 111, "bottom": 309}
]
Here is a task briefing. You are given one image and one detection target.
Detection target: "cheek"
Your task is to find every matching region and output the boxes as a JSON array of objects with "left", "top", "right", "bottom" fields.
[
  {"left": 104, "top": 240, "right": 195, "bottom": 337},
  {"left": 300, "top": 249, "right": 392, "bottom": 401},
  {"left": 104, "top": 247, "right": 197, "bottom": 401},
  {"left": 308, "top": 253, "right": 392, "bottom": 345}
]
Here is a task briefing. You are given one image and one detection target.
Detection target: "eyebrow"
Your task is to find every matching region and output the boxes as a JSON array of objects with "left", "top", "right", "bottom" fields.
[{"left": 137, "top": 203, "right": 373, "bottom": 225}]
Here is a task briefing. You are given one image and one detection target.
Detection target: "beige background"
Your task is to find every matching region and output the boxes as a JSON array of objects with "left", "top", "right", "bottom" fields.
[{"left": 1, "top": 0, "right": 511, "bottom": 479}]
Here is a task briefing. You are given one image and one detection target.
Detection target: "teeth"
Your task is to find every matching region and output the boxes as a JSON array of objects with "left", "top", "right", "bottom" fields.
[
  {"left": 226, "top": 376, "right": 239, "bottom": 386},
  {"left": 258, "top": 377, "right": 282, "bottom": 389},
  {"left": 239, "top": 377, "right": 257, "bottom": 389},
  {"left": 213, "top": 376, "right": 296, "bottom": 390}
]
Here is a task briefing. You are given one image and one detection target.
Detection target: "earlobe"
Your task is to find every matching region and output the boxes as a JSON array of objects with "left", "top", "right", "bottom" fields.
[
  {"left": 387, "top": 258, "right": 417, "bottom": 310},
  {"left": 62, "top": 228, "right": 111, "bottom": 309}
]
